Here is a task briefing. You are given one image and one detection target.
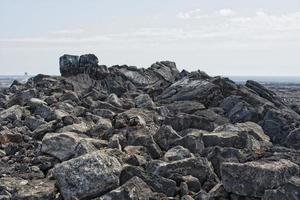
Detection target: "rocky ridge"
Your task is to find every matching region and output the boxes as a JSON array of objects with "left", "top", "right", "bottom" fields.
[{"left": 0, "top": 54, "right": 300, "bottom": 199}]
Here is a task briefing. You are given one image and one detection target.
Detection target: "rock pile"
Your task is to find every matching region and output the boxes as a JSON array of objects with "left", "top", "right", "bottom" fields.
[{"left": 0, "top": 54, "right": 300, "bottom": 199}]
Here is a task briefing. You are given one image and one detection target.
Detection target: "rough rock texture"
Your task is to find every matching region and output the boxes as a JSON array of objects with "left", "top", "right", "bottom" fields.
[
  {"left": 53, "top": 151, "right": 122, "bottom": 200},
  {"left": 1, "top": 53, "right": 300, "bottom": 199},
  {"left": 221, "top": 159, "right": 299, "bottom": 197},
  {"left": 98, "top": 176, "right": 155, "bottom": 200}
]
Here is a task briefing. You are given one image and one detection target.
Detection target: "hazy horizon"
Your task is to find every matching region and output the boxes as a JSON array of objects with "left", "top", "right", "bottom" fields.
[{"left": 1, "top": 0, "right": 300, "bottom": 76}]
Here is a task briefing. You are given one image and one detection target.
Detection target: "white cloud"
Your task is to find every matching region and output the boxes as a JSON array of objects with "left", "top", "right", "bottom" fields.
[
  {"left": 177, "top": 8, "right": 208, "bottom": 19},
  {"left": 2, "top": 10, "right": 300, "bottom": 47},
  {"left": 218, "top": 9, "right": 235, "bottom": 17}
]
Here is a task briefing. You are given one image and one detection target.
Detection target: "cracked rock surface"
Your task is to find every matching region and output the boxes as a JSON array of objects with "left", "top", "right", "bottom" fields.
[{"left": 0, "top": 54, "right": 300, "bottom": 199}]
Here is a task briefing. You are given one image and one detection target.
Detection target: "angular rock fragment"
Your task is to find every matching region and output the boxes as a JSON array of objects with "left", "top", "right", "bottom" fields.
[
  {"left": 134, "top": 94, "right": 156, "bottom": 109},
  {"left": 147, "top": 157, "right": 218, "bottom": 188},
  {"left": 221, "top": 159, "right": 299, "bottom": 197},
  {"left": 164, "top": 113, "right": 214, "bottom": 132},
  {"left": 263, "top": 176, "right": 300, "bottom": 200},
  {"left": 163, "top": 145, "right": 192, "bottom": 161},
  {"left": 120, "top": 165, "right": 177, "bottom": 197},
  {"left": 153, "top": 125, "right": 181, "bottom": 151},
  {"left": 41, "top": 132, "right": 80, "bottom": 161},
  {"left": 99, "top": 177, "right": 155, "bottom": 200},
  {"left": 0, "top": 177, "right": 57, "bottom": 200},
  {"left": 0, "top": 105, "right": 23, "bottom": 125},
  {"left": 172, "top": 130, "right": 205, "bottom": 154},
  {"left": 53, "top": 151, "right": 122, "bottom": 200},
  {"left": 286, "top": 128, "right": 300, "bottom": 150}
]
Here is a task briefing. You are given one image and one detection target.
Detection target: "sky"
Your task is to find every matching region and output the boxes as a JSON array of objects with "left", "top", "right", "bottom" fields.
[{"left": 1, "top": 0, "right": 300, "bottom": 76}]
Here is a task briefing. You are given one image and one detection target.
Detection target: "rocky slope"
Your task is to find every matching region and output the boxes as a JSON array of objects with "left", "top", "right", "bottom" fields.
[{"left": 0, "top": 54, "right": 300, "bottom": 200}]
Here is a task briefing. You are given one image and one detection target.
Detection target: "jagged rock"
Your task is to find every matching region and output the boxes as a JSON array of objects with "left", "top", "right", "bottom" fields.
[
  {"left": 41, "top": 132, "right": 80, "bottom": 161},
  {"left": 6, "top": 89, "right": 37, "bottom": 107},
  {"left": 59, "top": 90, "right": 80, "bottom": 104},
  {"left": 194, "top": 109, "right": 229, "bottom": 126},
  {"left": 134, "top": 94, "right": 156, "bottom": 109},
  {"left": 33, "top": 103, "right": 57, "bottom": 122},
  {"left": 146, "top": 157, "right": 219, "bottom": 189},
  {"left": 24, "top": 116, "right": 46, "bottom": 131},
  {"left": 58, "top": 121, "right": 91, "bottom": 133},
  {"left": 113, "top": 111, "right": 146, "bottom": 129},
  {"left": 123, "top": 145, "right": 151, "bottom": 166},
  {"left": 153, "top": 125, "right": 182, "bottom": 151},
  {"left": 163, "top": 146, "right": 192, "bottom": 161},
  {"left": 208, "top": 183, "right": 228, "bottom": 199},
  {"left": 156, "top": 77, "right": 222, "bottom": 107},
  {"left": 182, "top": 175, "right": 201, "bottom": 193},
  {"left": 120, "top": 165, "right": 177, "bottom": 197},
  {"left": 59, "top": 54, "right": 79, "bottom": 77},
  {"left": 107, "top": 93, "right": 122, "bottom": 107},
  {"left": 286, "top": 128, "right": 300, "bottom": 149},
  {"left": 260, "top": 109, "right": 292, "bottom": 144},
  {"left": 127, "top": 128, "right": 162, "bottom": 159},
  {"left": 99, "top": 176, "right": 155, "bottom": 200},
  {"left": 74, "top": 139, "right": 98, "bottom": 157},
  {"left": 0, "top": 177, "right": 57, "bottom": 200},
  {"left": 203, "top": 146, "right": 247, "bottom": 177},
  {"left": 202, "top": 130, "right": 267, "bottom": 152},
  {"left": 172, "top": 130, "right": 205, "bottom": 154},
  {"left": 93, "top": 109, "right": 116, "bottom": 119},
  {"left": 2, "top": 54, "right": 300, "bottom": 199},
  {"left": 88, "top": 117, "right": 112, "bottom": 138},
  {"left": 221, "top": 159, "right": 299, "bottom": 197},
  {"left": 0, "top": 130, "right": 22, "bottom": 145},
  {"left": 53, "top": 150, "right": 122, "bottom": 200},
  {"left": 262, "top": 176, "right": 300, "bottom": 200},
  {"left": 164, "top": 100, "right": 206, "bottom": 114},
  {"left": 0, "top": 105, "right": 23, "bottom": 125},
  {"left": 246, "top": 80, "right": 284, "bottom": 107},
  {"left": 164, "top": 114, "right": 214, "bottom": 132}
]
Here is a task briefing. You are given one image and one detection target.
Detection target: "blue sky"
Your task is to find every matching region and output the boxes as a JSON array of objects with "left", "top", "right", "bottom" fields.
[{"left": 1, "top": 0, "right": 300, "bottom": 76}]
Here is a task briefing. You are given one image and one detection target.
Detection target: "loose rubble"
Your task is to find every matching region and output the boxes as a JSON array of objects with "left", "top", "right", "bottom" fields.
[{"left": 1, "top": 53, "right": 300, "bottom": 199}]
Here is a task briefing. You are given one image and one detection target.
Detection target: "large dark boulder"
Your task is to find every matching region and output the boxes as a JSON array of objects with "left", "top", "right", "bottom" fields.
[
  {"left": 59, "top": 54, "right": 79, "bottom": 77},
  {"left": 53, "top": 151, "right": 122, "bottom": 200},
  {"left": 221, "top": 159, "right": 299, "bottom": 197},
  {"left": 156, "top": 77, "right": 222, "bottom": 107},
  {"left": 120, "top": 165, "right": 177, "bottom": 197}
]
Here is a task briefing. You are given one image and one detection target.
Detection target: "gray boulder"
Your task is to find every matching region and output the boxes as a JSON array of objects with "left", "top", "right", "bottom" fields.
[
  {"left": 99, "top": 177, "right": 155, "bottom": 200},
  {"left": 172, "top": 130, "right": 205, "bottom": 154},
  {"left": 147, "top": 157, "right": 218, "bottom": 187},
  {"left": 156, "top": 77, "right": 222, "bottom": 107},
  {"left": 153, "top": 125, "right": 182, "bottom": 151},
  {"left": 0, "top": 177, "right": 56, "bottom": 200},
  {"left": 221, "top": 159, "right": 299, "bottom": 197},
  {"left": 59, "top": 54, "right": 79, "bottom": 77},
  {"left": 165, "top": 100, "right": 206, "bottom": 114},
  {"left": 120, "top": 165, "right": 177, "bottom": 197},
  {"left": 263, "top": 176, "right": 300, "bottom": 200},
  {"left": 53, "top": 150, "right": 122, "bottom": 200},
  {"left": 134, "top": 94, "right": 156, "bottom": 109},
  {"left": 0, "top": 105, "right": 23, "bottom": 125},
  {"left": 41, "top": 132, "right": 80, "bottom": 161},
  {"left": 164, "top": 113, "right": 214, "bottom": 132},
  {"left": 163, "top": 146, "right": 192, "bottom": 161}
]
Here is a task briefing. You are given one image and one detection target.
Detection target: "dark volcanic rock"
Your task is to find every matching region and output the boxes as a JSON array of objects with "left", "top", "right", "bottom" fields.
[
  {"left": 2, "top": 53, "right": 300, "bottom": 199},
  {"left": 120, "top": 165, "right": 177, "bottom": 197},
  {"left": 221, "top": 159, "right": 299, "bottom": 197},
  {"left": 53, "top": 151, "right": 122, "bottom": 200},
  {"left": 99, "top": 176, "right": 155, "bottom": 200}
]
